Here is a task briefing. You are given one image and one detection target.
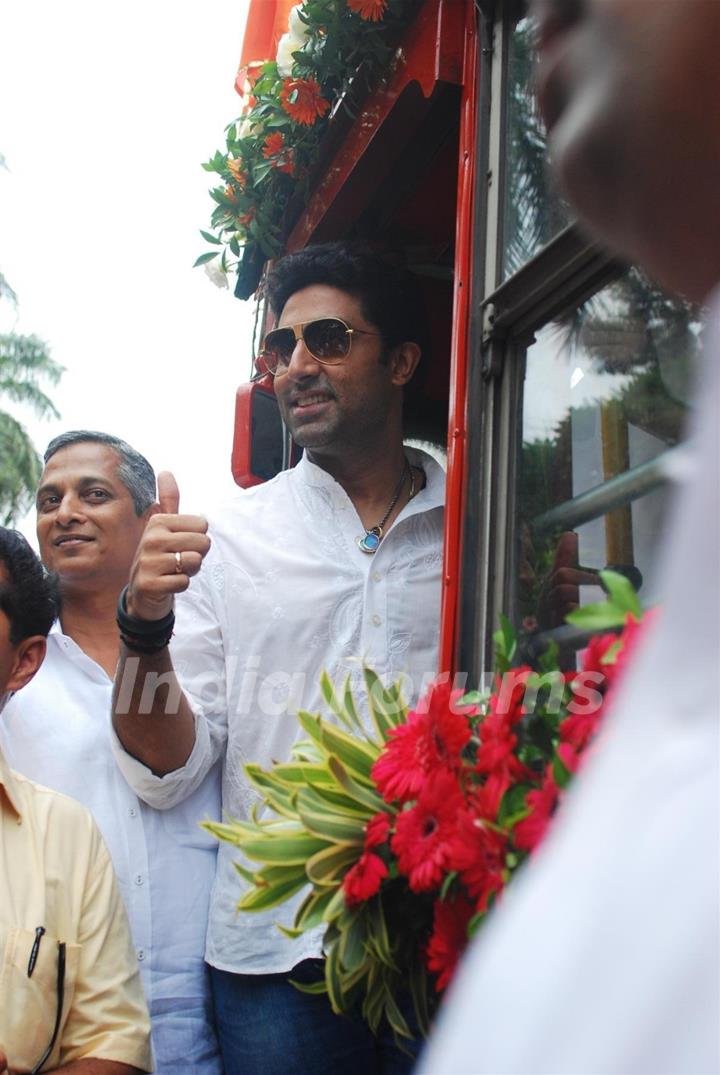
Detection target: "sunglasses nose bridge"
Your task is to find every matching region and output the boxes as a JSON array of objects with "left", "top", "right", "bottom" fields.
[{"left": 285, "top": 325, "right": 322, "bottom": 378}]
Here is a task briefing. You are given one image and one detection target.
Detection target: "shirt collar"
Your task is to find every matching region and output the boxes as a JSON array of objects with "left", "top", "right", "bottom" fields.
[
  {"left": 0, "top": 744, "right": 23, "bottom": 819},
  {"left": 294, "top": 446, "right": 446, "bottom": 512}
]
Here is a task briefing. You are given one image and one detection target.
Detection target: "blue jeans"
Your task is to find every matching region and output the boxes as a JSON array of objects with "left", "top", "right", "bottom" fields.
[{"left": 209, "top": 959, "right": 420, "bottom": 1075}]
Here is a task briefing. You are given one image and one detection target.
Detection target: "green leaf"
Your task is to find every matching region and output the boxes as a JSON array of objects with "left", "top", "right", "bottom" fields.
[
  {"left": 289, "top": 977, "right": 328, "bottom": 996},
  {"left": 296, "top": 802, "right": 366, "bottom": 844},
  {"left": 193, "top": 251, "right": 220, "bottom": 267},
  {"left": 383, "top": 984, "right": 412, "bottom": 1041},
  {"left": 494, "top": 613, "right": 517, "bottom": 666},
  {"left": 295, "top": 886, "right": 340, "bottom": 932},
  {"left": 552, "top": 751, "right": 573, "bottom": 790},
  {"left": 565, "top": 604, "right": 627, "bottom": 630},
  {"left": 338, "top": 910, "right": 369, "bottom": 975},
  {"left": 364, "top": 666, "right": 406, "bottom": 740},
  {"left": 238, "top": 832, "right": 331, "bottom": 865},
  {"left": 319, "top": 723, "right": 379, "bottom": 784},
  {"left": 327, "top": 756, "right": 385, "bottom": 813},
  {"left": 272, "top": 761, "right": 335, "bottom": 787},
  {"left": 408, "top": 956, "right": 431, "bottom": 1038},
  {"left": 599, "top": 569, "right": 642, "bottom": 617},
  {"left": 306, "top": 843, "right": 360, "bottom": 886},
  {"left": 320, "top": 670, "right": 357, "bottom": 732},
  {"left": 238, "top": 873, "right": 307, "bottom": 912},
  {"left": 199, "top": 229, "right": 222, "bottom": 245}
]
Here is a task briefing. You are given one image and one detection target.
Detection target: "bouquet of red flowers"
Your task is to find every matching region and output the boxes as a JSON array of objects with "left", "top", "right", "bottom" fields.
[{"left": 206, "top": 571, "right": 647, "bottom": 1041}]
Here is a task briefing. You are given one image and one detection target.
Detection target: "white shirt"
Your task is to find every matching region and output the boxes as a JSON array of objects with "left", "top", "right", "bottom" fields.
[
  {"left": 1, "top": 630, "right": 223, "bottom": 1074},
  {"left": 113, "top": 447, "right": 445, "bottom": 973},
  {"left": 419, "top": 299, "right": 720, "bottom": 1074}
]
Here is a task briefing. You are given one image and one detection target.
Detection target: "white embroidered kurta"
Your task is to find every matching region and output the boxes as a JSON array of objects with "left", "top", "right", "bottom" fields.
[{"left": 113, "top": 447, "right": 445, "bottom": 974}]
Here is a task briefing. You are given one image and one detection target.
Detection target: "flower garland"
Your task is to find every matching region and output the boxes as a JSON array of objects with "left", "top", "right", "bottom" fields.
[
  {"left": 205, "top": 571, "right": 649, "bottom": 1040},
  {"left": 196, "top": 0, "right": 416, "bottom": 300}
]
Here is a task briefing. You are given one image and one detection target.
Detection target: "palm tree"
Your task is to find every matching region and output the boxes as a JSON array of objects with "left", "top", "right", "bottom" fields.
[
  {"left": 0, "top": 329, "right": 63, "bottom": 525},
  {"left": 0, "top": 155, "right": 63, "bottom": 524}
]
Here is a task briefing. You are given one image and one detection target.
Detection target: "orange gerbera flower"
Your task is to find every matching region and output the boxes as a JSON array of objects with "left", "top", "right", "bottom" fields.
[
  {"left": 280, "top": 77, "right": 330, "bottom": 126},
  {"left": 227, "top": 158, "right": 247, "bottom": 186},
  {"left": 224, "top": 184, "right": 239, "bottom": 204},
  {"left": 347, "top": 0, "right": 387, "bottom": 21},
  {"left": 262, "top": 132, "right": 295, "bottom": 175}
]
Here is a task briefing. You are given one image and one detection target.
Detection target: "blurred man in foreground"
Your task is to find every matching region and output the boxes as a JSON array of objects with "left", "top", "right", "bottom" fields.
[
  {"left": 421, "top": 2, "right": 719, "bottom": 1072},
  {"left": 0, "top": 527, "right": 151, "bottom": 1074}
]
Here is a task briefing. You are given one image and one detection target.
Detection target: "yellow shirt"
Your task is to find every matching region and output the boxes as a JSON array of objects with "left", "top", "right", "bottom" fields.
[{"left": 0, "top": 747, "right": 153, "bottom": 1073}]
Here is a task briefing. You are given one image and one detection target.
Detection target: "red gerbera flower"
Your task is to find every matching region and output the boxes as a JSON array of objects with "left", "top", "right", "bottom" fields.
[
  {"left": 426, "top": 894, "right": 475, "bottom": 992},
  {"left": 280, "top": 78, "right": 330, "bottom": 126},
  {"left": 513, "top": 766, "right": 559, "bottom": 852},
  {"left": 453, "top": 813, "right": 507, "bottom": 912},
  {"left": 364, "top": 811, "right": 392, "bottom": 849},
  {"left": 391, "top": 771, "right": 469, "bottom": 892},
  {"left": 372, "top": 680, "right": 473, "bottom": 804},
  {"left": 342, "top": 851, "right": 388, "bottom": 907},
  {"left": 473, "top": 710, "right": 533, "bottom": 821},
  {"left": 560, "top": 707, "right": 601, "bottom": 751},
  {"left": 487, "top": 666, "right": 533, "bottom": 723}
]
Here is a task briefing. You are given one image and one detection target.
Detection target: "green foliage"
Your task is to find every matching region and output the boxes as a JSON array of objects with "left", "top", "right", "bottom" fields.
[
  {"left": 566, "top": 569, "right": 641, "bottom": 630},
  {"left": 197, "top": 0, "right": 417, "bottom": 299},
  {"left": 0, "top": 319, "right": 63, "bottom": 525},
  {"left": 201, "top": 665, "right": 421, "bottom": 1040}
]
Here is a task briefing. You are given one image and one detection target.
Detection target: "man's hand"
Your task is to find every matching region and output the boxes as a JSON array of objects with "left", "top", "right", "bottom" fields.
[
  {"left": 125, "top": 471, "right": 211, "bottom": 621},
  {"left": 538, "top": 531, "right": 598, "bottom": 629}
]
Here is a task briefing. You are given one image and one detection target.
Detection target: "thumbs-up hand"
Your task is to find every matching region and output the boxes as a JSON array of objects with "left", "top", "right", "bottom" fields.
[{"left": 125, "top": 470, "right": 211, "bottom": 622}]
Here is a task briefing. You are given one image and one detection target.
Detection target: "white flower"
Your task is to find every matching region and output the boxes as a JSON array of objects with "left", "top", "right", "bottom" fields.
[
  {"left": 276, "top": 4, "right": 309, "bottom": 77},
  {"left": 204, "top": 257, "right": 229, "bottom": 290}
]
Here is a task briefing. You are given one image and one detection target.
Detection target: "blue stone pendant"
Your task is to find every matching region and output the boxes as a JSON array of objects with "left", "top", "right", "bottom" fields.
[{"left": 357, "top": 528, "right": 382, "bottom": 554}]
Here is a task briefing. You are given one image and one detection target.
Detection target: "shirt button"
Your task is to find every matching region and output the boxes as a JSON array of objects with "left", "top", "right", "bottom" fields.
[
  {"left": 128, "top": 807, "right": 138, "bottom": 818},
  {"left": 371, "top": 614, "right": 382, "bottom": 627},
  {"left": 372, "top": 571, "right": 382, "bottom": 583},
  {"left": 137, "top": 949, "right": 146, "bottom": 962},
  {"left": 135, "top": 873, "right": 144, "bottom": 886}
]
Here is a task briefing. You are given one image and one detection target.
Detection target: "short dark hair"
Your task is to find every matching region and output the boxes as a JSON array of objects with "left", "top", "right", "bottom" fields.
[
  {"left": 265, "top": 241, "right": 427, "bottom": 356},
  {"left": 0, "top": 528, "right": 60, "bottom": 643},
  {"left": 43, "top": 431, "right": 156, "bottom": 515}
]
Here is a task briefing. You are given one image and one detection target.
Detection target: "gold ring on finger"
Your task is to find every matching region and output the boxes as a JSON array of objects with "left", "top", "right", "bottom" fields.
[{"left": 174, "top": 551, "right": 184, "bottom": 574}]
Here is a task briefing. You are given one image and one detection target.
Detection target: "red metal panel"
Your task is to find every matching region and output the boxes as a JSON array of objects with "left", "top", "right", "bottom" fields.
[
  {"left": 286, "top": 0, "right": 464, "bottom": 252},
  {"left": 438, "top": 0, "right": 478, "bottom": 675}
]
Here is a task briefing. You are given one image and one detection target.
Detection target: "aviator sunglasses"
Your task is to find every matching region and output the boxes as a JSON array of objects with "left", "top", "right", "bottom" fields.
[{"left": 261, "top": 317, "right": 381, "bottom": 376}]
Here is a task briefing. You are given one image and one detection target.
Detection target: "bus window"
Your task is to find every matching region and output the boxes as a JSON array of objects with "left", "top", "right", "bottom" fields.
[{"left": 515, "top": 270, "right": 700, "bottom": 660}]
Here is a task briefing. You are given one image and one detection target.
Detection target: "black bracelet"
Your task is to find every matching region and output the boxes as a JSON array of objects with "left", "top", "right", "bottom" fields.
[{"left": 116, "top": 585, "right": 175, "bottom": 653}]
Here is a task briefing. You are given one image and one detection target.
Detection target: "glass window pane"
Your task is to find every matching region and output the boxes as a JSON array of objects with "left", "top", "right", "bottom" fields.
[
  {"left": 503, "top": 16, "right": 571, "bottom": 278},
  {"left": 516, "top": 269, "right": 700, "bottom": 647}
]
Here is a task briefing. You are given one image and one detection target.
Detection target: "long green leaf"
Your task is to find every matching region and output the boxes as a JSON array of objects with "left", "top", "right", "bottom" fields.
[
  {"left": 296, "top": 804, "right": 365, "bottom": 845},
  {"left": 238, "top": 873, "right": 307, "bottom": 912},
  {"left": 320, "top": 670, "right": 359, "bottom": 732},
  {"left": 306, "top": 843, "right": 360, "bottom": 886},
  {"left": 319, "top": 723, "right": 379, "bottom": 783},
  {"left": 327, "top": 756, "right": 386, "bottom": 813},
  {"left": 238, "top": 832, "right": 331, "bottom": 865}
]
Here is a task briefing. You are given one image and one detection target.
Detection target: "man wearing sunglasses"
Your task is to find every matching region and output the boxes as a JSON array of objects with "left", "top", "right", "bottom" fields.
[
  {"left": 110, "top": 242, "right": 445, "bottom": 1074},
  {"left": 0, "top": 527, "right": 152, "bottom": 1074}
]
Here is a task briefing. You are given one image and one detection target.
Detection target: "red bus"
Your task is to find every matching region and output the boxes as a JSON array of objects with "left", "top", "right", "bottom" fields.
[{"left": 228, "top": 0, "right": 696, "bottom": 684}]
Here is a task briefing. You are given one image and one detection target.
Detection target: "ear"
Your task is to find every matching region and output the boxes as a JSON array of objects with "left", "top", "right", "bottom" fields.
[
  {"left": 143, "top": 503, "right": 161, "bottom": 522},
  {"left": 6, "top": 636, "right": 47, "bottom": 694},
  {"left": 389, "top": 341, "right": 421, "bottom": 387}
]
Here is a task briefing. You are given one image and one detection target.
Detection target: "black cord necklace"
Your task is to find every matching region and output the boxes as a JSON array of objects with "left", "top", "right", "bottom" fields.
[{"left": 356, "top": 458, "right": 414, "bottom": 554}]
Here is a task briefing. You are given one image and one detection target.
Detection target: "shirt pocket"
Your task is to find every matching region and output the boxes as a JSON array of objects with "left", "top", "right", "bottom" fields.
[{"left": 0, "top": 925, "right": 81, "bottom": 1073}]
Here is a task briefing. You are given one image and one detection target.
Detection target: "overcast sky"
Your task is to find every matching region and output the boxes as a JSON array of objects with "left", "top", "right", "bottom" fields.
[{"left": 1, "top": 0, "right": 253, "bottom": 542}]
